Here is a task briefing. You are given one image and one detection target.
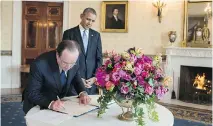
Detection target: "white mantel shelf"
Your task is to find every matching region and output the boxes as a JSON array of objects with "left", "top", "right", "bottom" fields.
[{"left": 165, "top": 47, "right": 212, "bottom": 58}]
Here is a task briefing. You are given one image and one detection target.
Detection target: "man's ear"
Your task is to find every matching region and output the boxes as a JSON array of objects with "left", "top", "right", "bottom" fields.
[
  {"left": 56, "top": 52, "right": 59, "bottom": 59},
  {"left": 80, "top": 13, "right": 84, "bottom": 19}
]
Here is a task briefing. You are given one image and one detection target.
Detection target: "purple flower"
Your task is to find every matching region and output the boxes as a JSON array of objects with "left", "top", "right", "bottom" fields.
[
  {"left": 143, "top": 56, "right": 152, "bottom": 63},
  {"left": 137, "top": 76, "right": 146, "bottom": 86},
  {"left": 155, "top": 87, "right": 164, "bottom": 99},
  {"left": 119, "top": 70, "right": 126, "bottom": 77},
  {"left": 155, "top": 86, "right": 168, "bottom": 99},
  {"left": 123, "top": 74, "right": 132, "bottom": 81}
]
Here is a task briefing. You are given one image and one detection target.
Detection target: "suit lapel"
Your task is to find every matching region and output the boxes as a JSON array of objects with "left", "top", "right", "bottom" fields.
[
  {"left": 48, "top": 52, "right": 62, "bottom": 92},
  {"left": 74, "top": 26, "right": 86, "bottom": 55}
]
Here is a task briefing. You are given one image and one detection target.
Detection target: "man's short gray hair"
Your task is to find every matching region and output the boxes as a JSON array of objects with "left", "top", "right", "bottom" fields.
[{"left": 83, "top": 7, "right": 97, "bottom": 15}]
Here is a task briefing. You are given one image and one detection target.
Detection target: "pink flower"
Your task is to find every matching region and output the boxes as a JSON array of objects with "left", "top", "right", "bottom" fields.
[
  {"left": 96, "top": 71, "right": 107, "bottom": 87},
  {"left": 143, "top": 63, "right": 152, "bottom": 71},
  {"left": 135, "top": 62, "right": 142, "bottom": 69},
  {"left": 105, "top": 74, "right": 110, "bottom": 82},
  {"left": 114, "top": 55, "right": 121, "bottom": 63},
  {"left": 130, "top": 55, "right": 137, "bottom": 63},
  {"left": 114, "top": 63, "right": 122, "bottom": 71},
  {"left": 123, "top": 74, "right": 132, "bottom": 81},
  {"left": 134, "top": 67, "right": 142, "bottom": 76},
  {"left": 137, "top": 76, "right": 146, "bottom": 86},
  {"left": 105, "top": 81, "right": 114, "bottom": 91},
  {"left": 141, "top": 71, "right": 149, "bottom": 78},
  {"left": 104, "top": 59, "right": 112, "bottom": 66},
  {"left": 145, "top": 85, "right": 153, "bottom": 95},
  {"left": 111, "top": 72, "right": 120, "bottom": 83},
  {"left": 121, "top": 84, "right": 129, "bottom": 94}
]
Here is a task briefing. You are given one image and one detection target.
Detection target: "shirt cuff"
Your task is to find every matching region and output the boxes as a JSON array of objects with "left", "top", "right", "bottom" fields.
[
  {"left": 48, "top": 101, "right": 54, "bottom": 109},
  {"left": 79, "top": 91, "right": 88, "bottom": 97}
]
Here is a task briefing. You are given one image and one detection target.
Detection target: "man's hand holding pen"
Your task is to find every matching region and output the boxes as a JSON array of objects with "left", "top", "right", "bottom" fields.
[{"left": 50, "top": 96, "right": 65, "bottom": 111}]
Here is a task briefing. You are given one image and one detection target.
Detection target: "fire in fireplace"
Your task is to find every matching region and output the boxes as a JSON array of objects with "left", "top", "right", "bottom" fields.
[
  {"left": 179, "top": 65, "right": 212, "bottom": 105},
  {"left": 193, "top": 73, "right": 212, "bottom": 92}
]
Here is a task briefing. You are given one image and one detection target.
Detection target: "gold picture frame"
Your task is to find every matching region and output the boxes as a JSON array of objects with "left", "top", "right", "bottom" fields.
[
  {"left": 183, "top": 0, "right": 212, "bottom": 47},
  {"left": 101, "top": 1, "right": 128, "bottom": 33}
]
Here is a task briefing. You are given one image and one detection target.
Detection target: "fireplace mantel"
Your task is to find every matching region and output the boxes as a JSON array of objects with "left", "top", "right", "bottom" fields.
[
  {"left": 163, "top": 47, "right": 212, "bottom": 100},
  {"left": 165, "top": 47, "right": 212, "bottom": 58}
]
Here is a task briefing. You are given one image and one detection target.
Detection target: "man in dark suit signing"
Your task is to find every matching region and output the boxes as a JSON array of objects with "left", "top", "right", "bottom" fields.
[
  {"left": 62, "top": 8, "right": 102, "bottom": 95},
  {"left": 23, "top": 40, "right": 90, "bottom": 114}
]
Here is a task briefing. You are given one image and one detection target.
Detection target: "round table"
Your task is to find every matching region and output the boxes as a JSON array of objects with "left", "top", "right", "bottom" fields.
[{"left": 26, "top": 95, "right": 174, "bottom": 126}]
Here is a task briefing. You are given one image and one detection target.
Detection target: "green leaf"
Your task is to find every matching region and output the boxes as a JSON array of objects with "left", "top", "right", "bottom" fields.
[{"left": 148, "top": 78, "right": 154, "bottom": 86}]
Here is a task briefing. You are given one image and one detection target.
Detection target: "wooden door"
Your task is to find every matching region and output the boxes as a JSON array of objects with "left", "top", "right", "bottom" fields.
[{"left": 22, "top": 1, "right": 63, "bottom": 65}]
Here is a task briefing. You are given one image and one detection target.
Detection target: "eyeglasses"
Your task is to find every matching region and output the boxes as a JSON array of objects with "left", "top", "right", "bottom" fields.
[{"left": 59, "top": 57, "right": 76, "bottom": 67}]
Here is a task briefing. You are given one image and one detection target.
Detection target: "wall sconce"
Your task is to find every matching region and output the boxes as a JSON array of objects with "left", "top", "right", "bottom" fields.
[{"left": 153, "top": 0, "right": 166, "bottom": 23}]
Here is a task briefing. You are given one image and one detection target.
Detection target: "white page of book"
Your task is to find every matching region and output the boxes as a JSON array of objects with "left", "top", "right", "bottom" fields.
[{"left": 59, "top": 100, "right": 98, "bottom": 117}]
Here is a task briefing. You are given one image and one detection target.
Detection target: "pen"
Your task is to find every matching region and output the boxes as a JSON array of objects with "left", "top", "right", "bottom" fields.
[{"left": 57, "top": 95, "right": 65, "bottom": 110}]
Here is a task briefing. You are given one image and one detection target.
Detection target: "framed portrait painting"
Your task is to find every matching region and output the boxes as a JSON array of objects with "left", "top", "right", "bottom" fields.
[{"left": 101, "top": 1, "right": 128, "bottom": 33}]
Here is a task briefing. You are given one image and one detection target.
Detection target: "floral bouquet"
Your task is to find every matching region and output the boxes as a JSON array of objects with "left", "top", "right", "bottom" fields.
[{"left": 95, "top": 47, "right": 170, "bottom": 126}]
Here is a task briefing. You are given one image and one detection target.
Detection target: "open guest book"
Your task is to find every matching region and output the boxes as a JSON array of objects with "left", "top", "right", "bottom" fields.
[
  {"left": 25, "top": 98, "right": 99, "bottom": 126},
  {"left": 58, "top": 100, "right": 99, "bottom": 117}
]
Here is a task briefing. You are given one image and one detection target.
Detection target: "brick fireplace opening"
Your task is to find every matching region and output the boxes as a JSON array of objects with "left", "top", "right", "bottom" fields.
[{"left": 179, "top": 65, "right": 212, "bottom": 105}]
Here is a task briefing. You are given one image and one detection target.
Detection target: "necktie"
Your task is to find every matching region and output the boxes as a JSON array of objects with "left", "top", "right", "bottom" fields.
[
  {"left": 60, "top": 70, "right": 67, "bottom": 87},
  {"left": 82, "top": 30, "right": 88, "bottom": 53}
]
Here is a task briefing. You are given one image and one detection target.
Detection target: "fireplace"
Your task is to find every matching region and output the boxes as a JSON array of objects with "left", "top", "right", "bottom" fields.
[{"left": 179, "top": 65, "right": 212, "bottom": 105}]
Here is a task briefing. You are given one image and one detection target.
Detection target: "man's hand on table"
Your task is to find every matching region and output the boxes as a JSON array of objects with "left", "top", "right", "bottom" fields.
[{"left": 79, "top": 92, "right": 91, "bottom": 105}]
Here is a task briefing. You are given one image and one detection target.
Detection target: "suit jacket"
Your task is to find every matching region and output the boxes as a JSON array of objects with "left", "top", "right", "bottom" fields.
[
  {"left": 23, "top": 50, "right": 86, "bottom": 114},
  {"left": 62, "top": 26, "right": 102, "bottom": 94}
]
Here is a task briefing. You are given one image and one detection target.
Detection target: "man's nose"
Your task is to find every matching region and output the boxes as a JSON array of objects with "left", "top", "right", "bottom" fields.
[{"left": 88, "top": 21, "right": 92, "bottom": 25}]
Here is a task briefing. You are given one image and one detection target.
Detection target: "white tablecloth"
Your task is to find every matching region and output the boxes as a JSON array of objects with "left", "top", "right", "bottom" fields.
[{"left": 25, "top": 95, "right": 174, "bottom": 126}]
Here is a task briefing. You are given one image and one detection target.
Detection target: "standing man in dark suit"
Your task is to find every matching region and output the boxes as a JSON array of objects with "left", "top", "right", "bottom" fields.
[
  {"left": 23, "top": 40, "right": 90, "bottom": 114},
  {"left": 62, "top": 8, "right": 103, "bottom": 95}
]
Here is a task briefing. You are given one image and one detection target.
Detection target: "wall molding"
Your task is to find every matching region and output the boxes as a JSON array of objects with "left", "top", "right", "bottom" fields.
[{"left": 1, "top": 50, "right": 12, "bottom": 56}]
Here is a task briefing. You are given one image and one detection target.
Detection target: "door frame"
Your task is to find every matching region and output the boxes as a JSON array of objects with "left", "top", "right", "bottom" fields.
[{"left": 12, "top": 1, "right": 69, "bottom": 88}]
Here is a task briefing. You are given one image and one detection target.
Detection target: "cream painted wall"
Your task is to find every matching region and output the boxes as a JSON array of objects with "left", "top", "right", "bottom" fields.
[
  {"left": 1, "top": 1, "right": 13, "bottom": 50},
  {"left": 68, "top": 0, "right": 184, "bottom": 54}
]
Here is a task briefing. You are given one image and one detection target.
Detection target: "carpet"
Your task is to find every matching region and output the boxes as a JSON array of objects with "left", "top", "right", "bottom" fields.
[
  {"left": 159, "top": 102, "right": 212, "bottom": 125},
  {"left": 1, "top": 95, "right": 212, "bottom": 126}
]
